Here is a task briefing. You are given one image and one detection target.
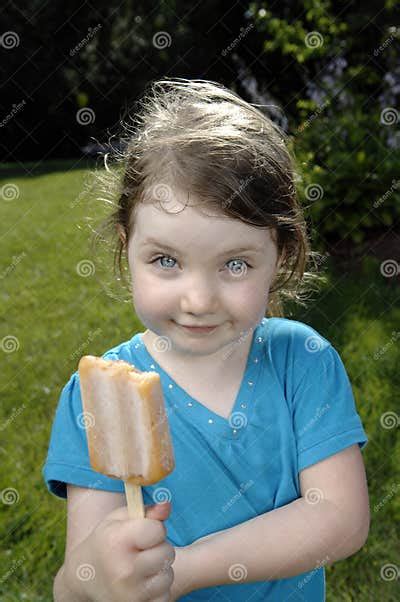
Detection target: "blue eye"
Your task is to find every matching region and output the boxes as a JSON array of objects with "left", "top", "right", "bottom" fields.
[
  {"left": 226, "top": 258, "right": 251, "bottom": 274},
  {"left": 150, "top": 255, "right": 252, "bottom": 273},
  {"left": 152, "top": 255, "right": 177, "bottom": 269}
]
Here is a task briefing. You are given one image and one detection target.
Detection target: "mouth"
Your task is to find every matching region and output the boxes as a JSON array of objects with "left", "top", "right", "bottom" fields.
[{"left": 174, "top": 322, "right": 219, "bottom": 334}]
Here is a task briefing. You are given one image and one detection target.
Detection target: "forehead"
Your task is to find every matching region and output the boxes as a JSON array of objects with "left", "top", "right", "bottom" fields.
[{"left": 132, "top": 199, "right": 275, "bottom": 251}]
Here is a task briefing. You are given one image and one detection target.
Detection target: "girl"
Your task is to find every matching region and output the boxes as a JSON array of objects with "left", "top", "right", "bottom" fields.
[{"left": 44, "top": 78, "right": 370, "bottom": 601}]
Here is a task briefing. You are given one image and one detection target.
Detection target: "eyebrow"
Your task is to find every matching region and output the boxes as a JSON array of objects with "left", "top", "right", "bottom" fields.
[{"left": 141, "top": 237, "right": 264, "bottom": 256}]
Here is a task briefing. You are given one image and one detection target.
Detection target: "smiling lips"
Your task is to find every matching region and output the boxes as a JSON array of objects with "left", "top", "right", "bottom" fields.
[
  {"left": 182, "top": 324, "right": 217, "bottom": 328},
  {"left": 176, "top": 322, "right": 218, "bottom": 334}
]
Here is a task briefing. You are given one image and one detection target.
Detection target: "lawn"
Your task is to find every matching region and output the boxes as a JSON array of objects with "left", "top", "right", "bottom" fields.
[{"left": 0, "top": 161, "right": 399, "bottom": 601}]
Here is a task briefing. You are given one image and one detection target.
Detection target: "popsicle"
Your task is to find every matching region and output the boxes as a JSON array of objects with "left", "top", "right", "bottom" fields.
[{"left": 78, "top": 355, "right": 175, "bottom": 519}]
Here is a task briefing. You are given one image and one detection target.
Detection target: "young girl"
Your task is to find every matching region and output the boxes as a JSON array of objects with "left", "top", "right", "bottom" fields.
[{"left": 44, "top": 78, "right": 370, "bottom": 601}]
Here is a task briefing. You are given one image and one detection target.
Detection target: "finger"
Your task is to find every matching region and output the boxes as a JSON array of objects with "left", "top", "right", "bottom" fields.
[
  {"left": 134, "top": 542, "right": 176, "bottom": 577},
  {"left": 123, "top": 518, "right": 167, "bottom": 550},
  {"left": 144, "top": 567, "right": 174, "bottom": 599},
  {"left": 101, "top": 516, "right": 166, "bottom": 553},
  {"left": 145, "top": 501, "right": 171, "bottom": 521}
]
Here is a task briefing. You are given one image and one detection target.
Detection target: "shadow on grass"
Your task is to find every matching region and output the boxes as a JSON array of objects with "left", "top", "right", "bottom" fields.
[{"left": 0, "top": 156, "right": 99, "bottom": 179}]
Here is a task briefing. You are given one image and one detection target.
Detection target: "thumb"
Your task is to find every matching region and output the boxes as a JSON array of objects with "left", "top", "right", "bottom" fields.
[{"left": 145, "top": 500, "right": 171, "bottom": 521}]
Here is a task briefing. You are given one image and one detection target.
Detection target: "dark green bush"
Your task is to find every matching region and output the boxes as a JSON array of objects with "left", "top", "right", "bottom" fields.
[{"left": 248, "top": 0, "right": 400, "bottom": 247}]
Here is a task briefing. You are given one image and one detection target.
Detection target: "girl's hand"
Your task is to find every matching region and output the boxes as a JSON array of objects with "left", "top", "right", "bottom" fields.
[{"left": 63, "top": 502, "right": 175, "bottom": 601}]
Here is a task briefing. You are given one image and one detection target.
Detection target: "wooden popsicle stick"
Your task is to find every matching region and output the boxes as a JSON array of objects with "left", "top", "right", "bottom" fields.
[{"left": 124, "top": 481, "right": 145, "bottom": 519}]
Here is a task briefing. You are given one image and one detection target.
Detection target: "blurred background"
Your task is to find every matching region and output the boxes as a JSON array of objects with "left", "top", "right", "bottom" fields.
[{"left": 0, "top": 1, "right": 399, "bottom": 600}]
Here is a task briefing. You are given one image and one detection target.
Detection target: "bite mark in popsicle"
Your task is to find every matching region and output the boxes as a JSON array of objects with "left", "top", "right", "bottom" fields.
[{"left": 78, "top": 355, "right": 175, "bottom": 518}]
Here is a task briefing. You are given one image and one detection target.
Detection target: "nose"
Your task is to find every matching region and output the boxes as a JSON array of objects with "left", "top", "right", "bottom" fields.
[{"left": 179, "top": 272, "right": 219, "bottom": 315}]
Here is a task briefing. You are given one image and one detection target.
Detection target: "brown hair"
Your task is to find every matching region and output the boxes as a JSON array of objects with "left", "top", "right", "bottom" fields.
[{"left": 89, "top": 78, "right": 326, "bottom": 317}]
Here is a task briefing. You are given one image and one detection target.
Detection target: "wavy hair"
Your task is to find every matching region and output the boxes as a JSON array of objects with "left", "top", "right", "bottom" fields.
[{"left": 87, "top": 78, "right": 327, "bottom": 317}]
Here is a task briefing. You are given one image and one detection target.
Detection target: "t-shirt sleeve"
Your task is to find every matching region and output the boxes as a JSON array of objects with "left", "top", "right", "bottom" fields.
[
  {"left": 292, "top": 344, "right": 368, "bottom": 473},
  {"left": 42, "top": 368, "right": 125, "bottom": 500}
]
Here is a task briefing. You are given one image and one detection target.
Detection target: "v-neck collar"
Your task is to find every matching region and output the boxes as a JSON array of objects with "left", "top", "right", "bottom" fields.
[{"left": 131, "top": 318, "right": 268, "bottom": 440}]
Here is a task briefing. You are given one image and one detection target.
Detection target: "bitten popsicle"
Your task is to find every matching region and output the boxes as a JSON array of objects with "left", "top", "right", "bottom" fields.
[{"left": 78, "top": 355, "right": 175, "bottom": 519}]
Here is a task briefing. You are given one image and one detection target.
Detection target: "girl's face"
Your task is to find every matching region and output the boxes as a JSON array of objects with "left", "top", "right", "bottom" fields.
[{"left": 123, "top": 192, "right": 280, "bottom": 359}]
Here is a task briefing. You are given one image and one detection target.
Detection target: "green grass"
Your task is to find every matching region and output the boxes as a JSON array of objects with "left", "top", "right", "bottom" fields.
[{"left": 1, "top": 161, "right": 399, "bottom": 601}]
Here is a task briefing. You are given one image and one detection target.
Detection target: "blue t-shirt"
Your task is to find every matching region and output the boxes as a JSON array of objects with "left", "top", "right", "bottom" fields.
[{"left": 42, "top": 317, "right": 368, "bottom": 601}]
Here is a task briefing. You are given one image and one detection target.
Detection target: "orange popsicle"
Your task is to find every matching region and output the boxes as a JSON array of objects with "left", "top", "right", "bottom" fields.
[{"left": 78, "top": 355, "right": 175, "bottom": 518}]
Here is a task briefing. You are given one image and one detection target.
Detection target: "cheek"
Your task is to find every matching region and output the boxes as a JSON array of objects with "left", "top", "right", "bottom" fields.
[
  {"left": 130, "top": 266, "right": 176, "bottom": 315},
  {"left": 233, "top": 279, "right": 270, "bottom": 313}
]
